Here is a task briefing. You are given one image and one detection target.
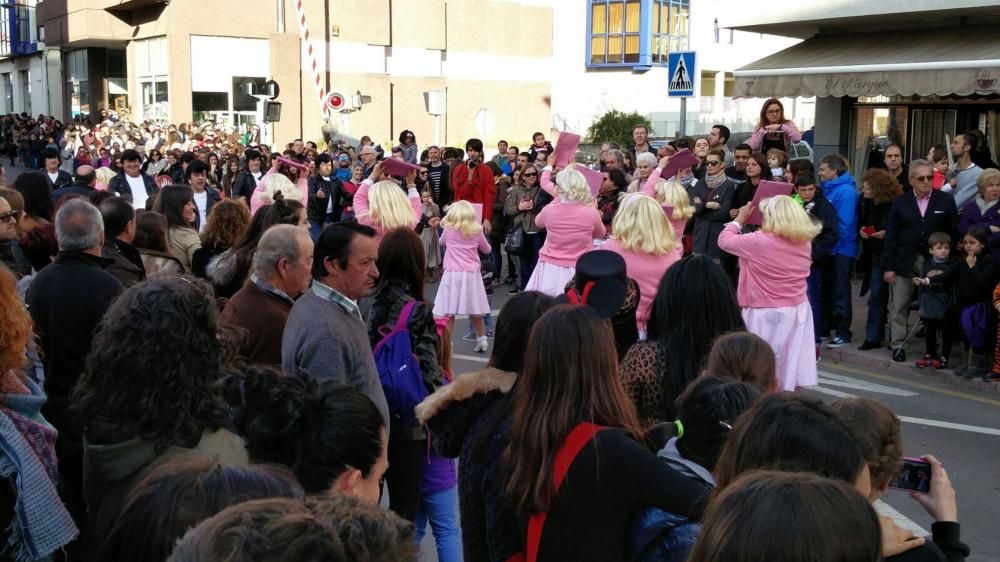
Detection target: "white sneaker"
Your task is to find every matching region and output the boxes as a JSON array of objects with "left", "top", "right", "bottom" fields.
[{"left": 474, "top": 336, "right": 489, "bottom": 353}]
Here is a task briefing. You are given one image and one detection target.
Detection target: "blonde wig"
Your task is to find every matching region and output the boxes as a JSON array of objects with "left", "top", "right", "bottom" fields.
[
  {"left": 261, "top": 173, "right": 303, "bottom": 203},
  {"left": 367, "top": 180, "right": 416, "bottom": 230},
  {"left": 761, "top": 195, "right": 821, "bottom": 243},
  {"left": 663, "top": 177, "right": 695, "bottom": 220},
  {"left": 95, "top": 167, "right": 116, "bottom": 190},
  {"left": 612, "top": 193, "right": 677, "bottom": 255},
  {"left": 440, "top": 199, "right": 483, "bottom": 237},
  {"left": 554, "top": 165, "right": 595, "bottom": 206}
]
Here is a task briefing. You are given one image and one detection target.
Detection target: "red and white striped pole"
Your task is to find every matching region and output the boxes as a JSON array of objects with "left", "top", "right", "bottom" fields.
[{"left": 294, "top": 0, "right": 329, "bottom": 114}]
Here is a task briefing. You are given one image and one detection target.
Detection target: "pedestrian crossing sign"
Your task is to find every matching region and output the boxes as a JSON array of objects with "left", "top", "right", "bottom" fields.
[{"left": 668, "top": 51, "right": 696, "bottom": 97}]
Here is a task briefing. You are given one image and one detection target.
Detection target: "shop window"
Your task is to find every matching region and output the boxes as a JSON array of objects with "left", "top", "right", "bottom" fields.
[
  {"left": 232, "top": 77, "right": 266, "bottom": 112},
  {"left": 588, "top": 0, "right": 688, "bottom": 69}
]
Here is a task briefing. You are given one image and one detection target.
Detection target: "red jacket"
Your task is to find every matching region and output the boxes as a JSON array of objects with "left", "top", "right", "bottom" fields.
[{"left": 451, "top": 162, "right": 497, "bottom": 221}]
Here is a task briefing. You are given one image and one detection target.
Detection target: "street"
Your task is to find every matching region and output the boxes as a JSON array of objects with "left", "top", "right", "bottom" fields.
[{"left": 423, "top": 284, "right": 1000, "bottom": 562}]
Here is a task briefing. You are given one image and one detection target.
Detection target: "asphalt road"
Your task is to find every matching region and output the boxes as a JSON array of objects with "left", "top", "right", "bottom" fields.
[{"left": 424, "top": 280, "right": 1000, "bottom": 562}]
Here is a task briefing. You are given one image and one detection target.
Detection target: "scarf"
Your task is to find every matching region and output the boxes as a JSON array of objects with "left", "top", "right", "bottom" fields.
[
  {"left": 705, "top": 171, "right": 727, "bottom": 190},
  {"left": 975, "top": 196, "right": 998, "bottom": 215},
  {"left": 0, "top": 372, "right": 78, "bottom": 561}
]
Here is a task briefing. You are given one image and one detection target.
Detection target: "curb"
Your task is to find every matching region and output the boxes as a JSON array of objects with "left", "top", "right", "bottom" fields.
[{"left": 822, "top": 346, "right": 1000, "bottom": 397}]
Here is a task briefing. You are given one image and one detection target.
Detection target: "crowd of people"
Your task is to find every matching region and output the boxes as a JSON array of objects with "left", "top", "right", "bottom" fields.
[{"left": 0, "top": 101, "right": 980, "bottom": 562}]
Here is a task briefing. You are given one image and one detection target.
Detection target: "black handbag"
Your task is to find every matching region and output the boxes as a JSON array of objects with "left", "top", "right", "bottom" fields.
[{"left": 505, "top": 224, "right": 525, "bottom": 255}]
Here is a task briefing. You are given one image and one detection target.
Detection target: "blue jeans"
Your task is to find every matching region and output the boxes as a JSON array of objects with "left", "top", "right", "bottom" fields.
[
  {"left": 415, "top": 486, "right": 463, "bottom": 562},
  {"left": 309, "top": 214, "right": 333, "bottom": 242},
  {"left": 830, "top": 255, "right": 855, "bottom": 340},
  {"left": 519, "top": 231, "right": 545, "bottom": 290},
  {"left": 865, "top": 263, "right": 888, "bottom": 343},
  {"left": 807, "top": 262, "right": 826, "bottom": 342}
]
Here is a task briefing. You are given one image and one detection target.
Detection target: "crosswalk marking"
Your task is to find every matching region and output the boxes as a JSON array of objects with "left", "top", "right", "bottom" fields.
[
  {"left": 818, "top": 372, "right": 919, "bottom": 397},
  {"left": 875, "top": 500, "right": 930, "bottom": 537},
  {"left": 898, "top": 416, "right": 1000, "bottom": 437},
  {"left": 453, "top": 354, "right": 489, "bottom": 364}
]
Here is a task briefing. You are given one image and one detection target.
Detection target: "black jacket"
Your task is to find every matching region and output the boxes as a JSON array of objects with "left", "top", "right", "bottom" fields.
[
  {"left": 882, "top": 191, "right": 959, "bottom": 276},
  {"left": 231, "top": 169, "right": 261, "bottom": 206},
  {"left": 26, "top": 251, "right": 123, "bottom": 419},
  {"left": 802, "top": 194, "right": 839, "bottom": 261},
  {"left": 102, "top": 238, "right": 146, "bottom": 287},
  {"left": 51, "top": 183, "right": 97, "bottom": 202},
  {"left": 108, "top": 172, "right": 160, "bottom": 207},
  {"left": 193, "top": 187, "right": 222, "bottom": 231},
  {"left": 45, "top": 169, "right": 73, "bottom": 190},
  {"left": 690, "top": 178, "right": 736, "bottom": 259},
  {"left": 307, "top": 174, "right": 346, "bottom": 223}
]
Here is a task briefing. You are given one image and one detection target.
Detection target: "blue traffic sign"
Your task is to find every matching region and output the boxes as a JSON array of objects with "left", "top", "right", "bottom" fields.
[{"left": 668, "top": 51, "right": 696, "bottom": 98}]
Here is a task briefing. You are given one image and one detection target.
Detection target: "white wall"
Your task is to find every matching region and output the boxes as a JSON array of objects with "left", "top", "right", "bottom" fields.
[
  {"left": 0, "top": 54, "right": 50, "bottom": 116},
  {"left": 189, "top": 36, "right": 270, "bottom": 92}
]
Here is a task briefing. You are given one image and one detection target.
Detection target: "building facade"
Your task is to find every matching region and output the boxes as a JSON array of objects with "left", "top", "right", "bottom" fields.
[
  {"left": 725, "top": 0, "right": 1000, "bottom": 168},
  {"left": 0, "top": 1, "right": 62, "bottom": 117}
]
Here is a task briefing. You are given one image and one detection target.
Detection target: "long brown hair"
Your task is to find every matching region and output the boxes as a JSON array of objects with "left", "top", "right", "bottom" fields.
[
  {"left": 376, "top": 227, "right": 425, "bottom": 300},
  {"left": 830, "top": 397, "right": 902, "bottom": 491},
  {"left": 504, "top": 305, "right": 640, "bottom": 515},
  {"left": 756, "top": 97, "right": 786, "bottom": 129}
]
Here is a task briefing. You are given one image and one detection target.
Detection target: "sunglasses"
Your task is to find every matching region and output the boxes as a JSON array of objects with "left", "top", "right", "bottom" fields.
[
  {"left": 419, "top": 171, "right": 428, "bottom": 175},
  {"left": 523, "top": 172, "right": 538, "bottom": 177},
  {"left": 0, "top": 211, "right": 19, "bottom": 223},
  {"left": 912, "top": 175, "right": 934, "bottom": 182},
  {"left": 706, "top": 160, "right": 722, "bottom": 166}
]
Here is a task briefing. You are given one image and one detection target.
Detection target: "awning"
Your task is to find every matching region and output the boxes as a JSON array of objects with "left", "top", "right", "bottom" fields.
[
  {"left": 734, "top": 26, "right": 1000, "bottom": 98},
  {"left": 105, "top": 0, "right": 169, "bottom": 26}
]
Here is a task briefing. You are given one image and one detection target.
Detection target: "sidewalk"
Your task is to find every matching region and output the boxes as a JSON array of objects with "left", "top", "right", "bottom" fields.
[{"left": 820, "top": 280, "right": 1000, "bottom": 396}]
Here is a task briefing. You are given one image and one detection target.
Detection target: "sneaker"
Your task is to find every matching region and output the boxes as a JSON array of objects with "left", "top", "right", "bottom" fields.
[
  {"left": 507, "top": 287, "right": 522, "bottom": 295},
  {"left": 461, "top": 332, "right": 477, "bottom": 342},
  {"left": 858, "top": 341, "right": 882, "bottom": 351},
  {"left": 826, "top": 336, "right": 851, "bottom": 349},
  {"left": 915, "top": 355, "right": 935, "bottom": 369},
  {"left": 474, "top": 336, "right": 489, "bottom": 353},
  {"left": 984, "top": 371, "right": 1000, "bottom": 382}
]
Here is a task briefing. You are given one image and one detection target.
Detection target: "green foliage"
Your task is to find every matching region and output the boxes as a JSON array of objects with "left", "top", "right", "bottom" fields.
[{"left": 586, "top": 110, "right": 653, "bottom": 148}]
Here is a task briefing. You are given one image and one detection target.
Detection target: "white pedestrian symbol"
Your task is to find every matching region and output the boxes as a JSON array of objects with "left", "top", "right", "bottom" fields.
[{"left": 671, "top": 58, "right": 692, "bottom": 91}]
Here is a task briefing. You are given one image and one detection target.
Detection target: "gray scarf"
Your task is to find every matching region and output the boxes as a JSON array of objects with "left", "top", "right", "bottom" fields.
[{"left": 975, "top": 196, "right": 998, "bottom": 215}]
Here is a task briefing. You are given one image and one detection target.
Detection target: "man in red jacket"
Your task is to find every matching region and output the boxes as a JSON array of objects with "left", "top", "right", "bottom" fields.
[{"left": 452, "top": 138, "right": 497, "bottom": 235}]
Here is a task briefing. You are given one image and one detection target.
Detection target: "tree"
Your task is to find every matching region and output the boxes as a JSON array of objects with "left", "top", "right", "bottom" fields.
[{"left": 587, "top": 110, "right": 653, "bottom": 149}]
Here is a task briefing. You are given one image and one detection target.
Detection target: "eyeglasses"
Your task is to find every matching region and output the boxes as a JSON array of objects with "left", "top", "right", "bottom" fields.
[
  {"left": 706, "top": 160, "right": 722, "bottom": 166},
  {"left": 912, "top": 175, "right": 934, "bottom": 182},
  {"left": 523, "top": 172, "right": 538, "bottom": 177},
  {"left": 418, "top": 171, "right": 428, "bottom": 176},
  {"left": 766, "top": 108, "right": 782, "bottom": 114},
  {"left": 0, "top": 211, "right": 19, "bottom": 223}
]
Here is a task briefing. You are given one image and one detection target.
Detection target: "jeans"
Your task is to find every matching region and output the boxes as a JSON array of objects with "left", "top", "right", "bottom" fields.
[
  {"left": 489, "top": 234, "right": 504, "bottom": 278},
  {"left": 865, "top": 263, "right": 888, "bottom": 344},
  {"left": 518, "top": 231, "right": 545, "bottom": 290},
  {"left": 807, "top": 262, "right": 826, "bottom": 342},
  {"left": 309, "top": 214, "right": 333, "bottom": 242},
  {"left": 830, "top": 255, "right": 855, "bottom": 340},
  {"left": 415, "top": 486, "right": 463, "bottom": 562}
]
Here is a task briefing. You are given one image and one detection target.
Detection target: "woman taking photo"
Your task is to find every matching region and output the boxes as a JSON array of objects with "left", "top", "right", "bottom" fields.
[
  {"left": 717, "top": 196, "right": 820, "bottom": 391},
  {"left": 747, "top": 98, "right": 802, "bottom": 153},
  {"left": 857, "top": 168, "right": 903, "bottom": 350},
  {"left": 504, "top": 164, "right": 547, "bottom": 292},
  {"left": 153, "top": 185, "right": 201, "bottom": 272},
  {"left": 504, "top": 305, "right": 707, "bottom": 562}
]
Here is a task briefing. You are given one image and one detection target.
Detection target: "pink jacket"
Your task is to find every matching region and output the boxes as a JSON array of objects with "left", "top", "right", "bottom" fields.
[
  {"left": 717, "top": 222, "right": 811, "bottom": 308},
  {"left": 747, "top": 122, "right": 802, "bottom": 153},
  {"left": 440, "top": 227, "right": 491, "bottom": 272},
  {"left": 537, "top": 169, "right": 606, "bottom": 267},
  {"left": 601, "top": 238, "right": 681, "bottom": 332},
  {"left": 353, "top": 179, "right": 422, "bottom": 244}
]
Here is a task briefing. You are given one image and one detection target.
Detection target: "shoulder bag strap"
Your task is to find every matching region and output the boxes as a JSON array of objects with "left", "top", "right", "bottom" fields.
[{"left": 394, "top": 300, "right": 419, "bottom": 331}]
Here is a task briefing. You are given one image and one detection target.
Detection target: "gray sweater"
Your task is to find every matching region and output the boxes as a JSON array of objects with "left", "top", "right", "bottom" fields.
[{"left": 281, "top": 290, "right": 390, "bottom": 426}]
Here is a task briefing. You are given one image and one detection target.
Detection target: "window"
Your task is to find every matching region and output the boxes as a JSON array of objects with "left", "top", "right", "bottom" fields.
[
  {"left": 588, "top": 0, "right": 689, "bottom": 69},
  {"left": 19, "top": 70, "right": 30, "bottom": 115},
  {"left": 135, "top": 37, "right": 169, "bottom": 121},
  {"left": 1, "top": 74, "right": 11, "bottom": 114},
  {"left": 66, "top": 49, "right": 89, "bottom": 117}
]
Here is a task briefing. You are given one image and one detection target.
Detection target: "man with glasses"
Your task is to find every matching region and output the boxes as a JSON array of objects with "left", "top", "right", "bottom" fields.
[
  {"left": 881, "top": 159, "right": 958, "bottom": 360},
  {"left": 817, "top": 155, "right": 859, "bottom": 349},
  {"left": 0, "top": 195, "right": 28, "bottom": 277}
]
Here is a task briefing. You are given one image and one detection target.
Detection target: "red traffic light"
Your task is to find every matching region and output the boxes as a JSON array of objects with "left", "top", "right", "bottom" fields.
[{"left": 326, "top": 92, "right": 346, "bottom": 112}]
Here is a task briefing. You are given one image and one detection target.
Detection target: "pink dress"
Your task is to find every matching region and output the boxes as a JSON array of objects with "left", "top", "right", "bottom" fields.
[{"left": 433, "top": 227, "right": 492, "bottom": 317}]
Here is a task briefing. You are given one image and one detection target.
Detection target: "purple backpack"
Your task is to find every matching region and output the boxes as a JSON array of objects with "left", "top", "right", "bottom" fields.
[{"left": 373, "top": 300, "right": 427, "bottom": 428}]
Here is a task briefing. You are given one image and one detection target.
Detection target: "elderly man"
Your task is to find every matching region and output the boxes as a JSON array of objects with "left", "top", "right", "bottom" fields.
[
  {"left": 26, "top": 198, "right": 123, "bottom": 531},
  {"left": 881, "top": 159, "right": 958, "bottom": 359},
  {"left": 52, "top": 165, "right": 98, "bottom": 201},
  {"left": 223, "top": 225, "right": 313, "bottom": 365},
  {"left": 108, "top": 149, "right": 159, "bottom": 209},
  {"left": 281, "top": 222, "right": 389, "bottom": 424},
  {"left": 359, "top": 145, "right": 378, "bottom": 179}
]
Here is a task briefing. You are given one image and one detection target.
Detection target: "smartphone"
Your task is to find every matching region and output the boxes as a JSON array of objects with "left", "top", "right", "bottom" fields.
[{"left": 888, "top": 457, "right": 932, "bottom": 494}]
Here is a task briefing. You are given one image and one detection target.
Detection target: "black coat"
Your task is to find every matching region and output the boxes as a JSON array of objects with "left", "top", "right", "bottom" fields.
[
  {"left": 231, "top": 169, "right": 261, "bottom": 206},
  {"left": 193, "top": 188, "right": 222, "bottom": 232},
  {"left": 45, "top": 169, "right": 73, "bottom": 190},
  {"left": 881, "top": 191, "right": 959, "bottom": 276},
  {"left": 803, "top": 194, "right": 839, "bottom": 261},
  {"left": 107, "top": 172, "right": 160, "bottom": 207},
  {"left": 26, "top": 251, "right": 123, "bottom": 418},
  {"left": 307, "top": 174, "right": 346, "bottom": 223},
  {"left": 690, "top": 178, "right": 736, "bottom": 259}
]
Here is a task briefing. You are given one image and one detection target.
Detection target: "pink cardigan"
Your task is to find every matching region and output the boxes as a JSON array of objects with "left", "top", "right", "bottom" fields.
[
  {"left": 440, "top": 227, "right": 491, "bottom": 272},
  {"left": 537, "top": 169, "right": 606, "bottom": 267},
  {"left": 353, "top": 179, "right": 422, "bottom": 244},
  {"left": 747, "top": 122, "right": 802, "bottom": 152},
  {"left": 717, "top": 221, "right": 811, "bottom": 308},
  {"left": 601, "top": 238, "right": 680, "bottom": 332}
]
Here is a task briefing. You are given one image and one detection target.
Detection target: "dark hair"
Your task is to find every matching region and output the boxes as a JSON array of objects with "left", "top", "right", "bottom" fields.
[
  {"left": 793, "top": 171, "right": 816, "bottom": 188},
  {"left": 675, "top": 375, "right": 760, "bottom": 471},
  {"left": 186, "top": 159, "right": 209, "bottom": 179},
  {"left": 244, "top": 149, "right": 261, "bottom": 162},
  {"left": 733, "top": 143, "right": 752, "bottom": 155},
  {"left": 819, "top": 154, "right": 850, "bottom": 175},
  {"left": 312, "top": 222, "right": 376, "bottom": 278},
  {"left": 746, "top": 152, "right": 773, "bottom": 181},
  {"left": 167, "top": 496, "right": 417, "bottom": 562},
  {"left": 486, "top": 161, "right": 503, "bottom": 178},
  {"left": 963, "top": 225, "right": 990, "bottom": 253},
  {"left": 99, "top": 197, "right": 136, "bottom": 239},
  {"left": 714, "top": 393, "right": 866, "bottom": 491},
  {"left": 221, "top": 367, "right": 385, "bottom": 493},
  {"left": 465, "top": 138, "right": 484, "bottom": 153},
  {"left": 788, "top": 159, "right": 815, "bottom": 182},
  {"left": 18, "top": 223, "right": 57, "bottom": 272},
  {"left": 133, "top": 210, "right": 170, "bottom": 252},
  {"left": 646, "top": 255, "right": 745, "bottom": 420},
  {"left": 97, "top": 458, "right": 303, "bottom": 562},
  {"left": 121, "top": 149, "right": 141, "bottom": 163},
  {"left": 13, "top": 171, "right": 54, "bottom": 221},
  {"left": 180, "top": 151, "right": 196, "bottom": 165},
  {"left": 72, "top": 276, "right": 230, "bottom": 452},
  {"left": 376, "top": 227, "right": 425, "bottom": 300},
  {"left": 315, "top": 153, "right": 333, "bottom": 166},
  {"left": 154, "top": 184, "right": 195, "bottom": 228},
  {"left": 43, "top": 148, "right": 60, "bottom": 162},
  {"left": 830, "top": 397, "right": 903, "bottom": 491},
  {"left": 490, "top": 291, "right": 559, "bottom": 374},
  {"left": 75, "top": 166, "right": 97, "bottom": 186},
  {"left": 689, "top": 471, "right": 881, "bottom": 562},
  {"left": 398, "top": 130, "right": 415, "bottom": 144},
  {"left": 607, "top": 168, "right": 629, "bottom": 191},
  {"left": 712, "top": 124, "right": 730, "bottom": 144},
  {"left": 927, "top": 231, "right": 951, "bottom": 248},
  {"left": 222, "top": 200, "right": 302, "bottom": 283},
  {"left": 705, "top": 331, "right": 777, "bottom": 393},
  {"left": 959, "top": 132, "right": 977, "bottom": 150}
]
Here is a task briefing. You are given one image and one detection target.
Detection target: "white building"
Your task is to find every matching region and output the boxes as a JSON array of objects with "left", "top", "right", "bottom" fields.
[{"left": 0, "top": 1, "right": 61, "bottom": 117}]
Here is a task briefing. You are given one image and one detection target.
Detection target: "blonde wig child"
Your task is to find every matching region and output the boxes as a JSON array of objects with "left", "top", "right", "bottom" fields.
[
  {"left": 761, "top": 195, "right": 821, "bottom": 243},
  {"left": 440, "top": 200, "right": 483, "bottom": 237},
  {"left": 95, "top": 167, "right": 116, "bottom": 191},
  {"left": 367, "top": 180, "right": 419, "bottom": 231},
  {"left": 554, "top": 165, "right": 595, "bottom": 206},
  {"left": 611, "top": 193, "right": 677, "bottom": 255},
  {"left": 662, "top": 177, "right": 695, "bottom": 220}
]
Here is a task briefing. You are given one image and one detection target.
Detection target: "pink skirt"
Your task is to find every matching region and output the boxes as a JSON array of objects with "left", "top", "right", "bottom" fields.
[
  {"left": 742, "top": 301, "right": 817, "bottom": 391},
  {"left": 433, "top": 270, "right": 490, "bottom": 316},
  {"left": 525, "top": 261, "right": 575, "bottom": 297}
]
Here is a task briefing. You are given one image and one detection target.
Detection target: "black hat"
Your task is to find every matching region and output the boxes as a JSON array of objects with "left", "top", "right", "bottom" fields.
[{"left": 556, "top": 250, "right": 628, "bottom": 319}]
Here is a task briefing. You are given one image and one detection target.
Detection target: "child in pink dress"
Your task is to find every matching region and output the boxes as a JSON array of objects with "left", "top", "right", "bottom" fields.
[
  {"left": 433, "top": 201, "right": 492, "bottom": 352},
  {"left": 717, "top": 195, "right": 820, "bottom": 391}
]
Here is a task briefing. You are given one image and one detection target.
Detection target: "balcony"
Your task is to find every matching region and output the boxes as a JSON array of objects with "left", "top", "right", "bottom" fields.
[{"left": 0, "top": 2, "right": 39, "bottom": 58}]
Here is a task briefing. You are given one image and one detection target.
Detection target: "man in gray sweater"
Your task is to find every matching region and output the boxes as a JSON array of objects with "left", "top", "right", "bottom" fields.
[{"left": 281, "top": 222, "right": 390, "bottom": 425}]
